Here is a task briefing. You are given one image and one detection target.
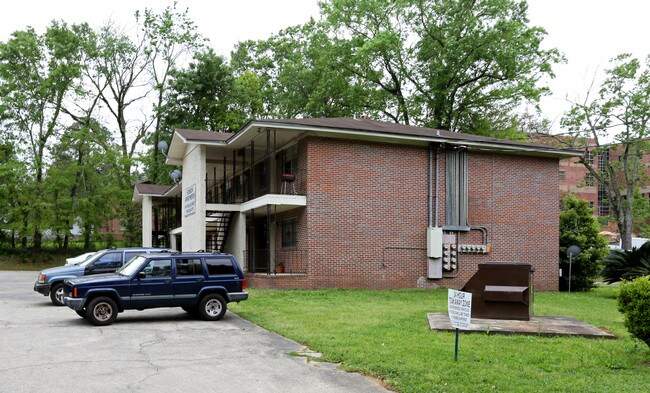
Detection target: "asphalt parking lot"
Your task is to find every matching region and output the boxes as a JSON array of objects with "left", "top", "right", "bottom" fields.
[{"left": 0, "top": 271, "right": 390, "bottom": 393}]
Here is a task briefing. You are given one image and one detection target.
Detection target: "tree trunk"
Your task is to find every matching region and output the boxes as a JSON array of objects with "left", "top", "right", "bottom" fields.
[
  {"left": 619, "top": 209, "right": 634, "bottom": 250},
  {"left": 83, "top": 227, "right": 91, "bottom": 250}
]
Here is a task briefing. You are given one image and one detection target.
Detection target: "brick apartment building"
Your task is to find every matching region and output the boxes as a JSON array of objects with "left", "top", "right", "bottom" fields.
[
  {"left": 559, "top": 144, "right": 650, "bottom": 220},
  {"left": 133, "top": 118, "right": 577, "bottom": 291}
]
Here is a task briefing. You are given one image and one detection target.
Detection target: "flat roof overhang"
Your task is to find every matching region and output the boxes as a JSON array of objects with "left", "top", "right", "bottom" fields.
[
  {"left": 205, "top": 194, "right": 307, "bottom": 215},
  {"left": 235, "top": 121, "right": 579, "bottom": 159},
  {"left": 166, "top": 118, "right": 580, "bottom": 166}
]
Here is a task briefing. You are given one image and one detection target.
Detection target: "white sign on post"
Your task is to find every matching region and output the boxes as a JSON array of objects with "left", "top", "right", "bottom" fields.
[{"left": 448, "top": 289, "right": 472, "bottom": 330}]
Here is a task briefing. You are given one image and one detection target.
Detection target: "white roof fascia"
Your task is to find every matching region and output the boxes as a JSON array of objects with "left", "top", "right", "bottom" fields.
[{"left": 232, "top": 121, "right": 578, "bottom": 158}]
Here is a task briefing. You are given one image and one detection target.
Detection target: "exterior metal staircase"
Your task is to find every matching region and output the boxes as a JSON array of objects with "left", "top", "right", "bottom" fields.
[{"left": 205, "top": 211, "right": 233, "bottom": 252}]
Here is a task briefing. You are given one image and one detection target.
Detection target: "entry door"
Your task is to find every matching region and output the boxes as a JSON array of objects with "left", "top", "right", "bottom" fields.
[
  {"left": 129, "top": 259, "right": 173, "bottom": 308},
  {"left": 251, "top": 218, "right": 268, "bottom": 273}
]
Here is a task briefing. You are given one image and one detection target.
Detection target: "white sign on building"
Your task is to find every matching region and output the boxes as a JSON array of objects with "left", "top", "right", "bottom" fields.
[
  {"left": 448, "top": 289, "right": 472, "bottom": 330},
  {"left": 185, "top": 184, "right": 196, "bottom": 217}
]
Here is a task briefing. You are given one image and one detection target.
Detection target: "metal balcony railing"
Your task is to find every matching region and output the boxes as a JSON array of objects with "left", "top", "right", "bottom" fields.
[{"left": 244, "top": 249, "right": 307, "bottom": 275}]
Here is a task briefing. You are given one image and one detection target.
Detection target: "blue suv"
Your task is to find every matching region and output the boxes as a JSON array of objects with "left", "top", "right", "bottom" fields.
[
  {"left": 62, "top": 252, "right": 248, "bottom": 326},
  {"left": 34, "top": 247, "right": 172, "bottom": 306}
]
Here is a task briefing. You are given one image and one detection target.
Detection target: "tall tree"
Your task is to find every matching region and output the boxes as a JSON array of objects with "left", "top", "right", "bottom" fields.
[
  {"left": 561, "top": 54, "right": 650, "bottom": 250},
  {"left": 231, "top": 20, "right": 370, "bottom": 119},
  {"left": 46, "top": 121, "right": 122, "bottom": 251},
  {"left": 138, "top": 1, "right": 205, "bottom": 183},
  {"left": 83, "top": 23, "right": 151, "bottom": 184},
  {"left": 162, "top": 49, "right": 243, "bottom": 132},
  {"left": 319, "top": 0, "right": 561, "bottom": 134},
  {"left": 234, "top": 0, "right": 561, "bottom": 135},
  {"left": 0, "top": 22, "right": 86, "bottom": 250},
  {"left": 0, "top": 138, "right": 28, "bottom": 249}
]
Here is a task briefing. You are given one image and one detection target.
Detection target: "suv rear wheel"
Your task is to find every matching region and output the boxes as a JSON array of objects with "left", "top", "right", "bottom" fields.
[
  {"left": 86, "top": 297, "right": 118, "bottom": 326},
  {"left": 198, "top": 294, "right": 226, "bottom": 321},
  {"left": 49, "top": 283, "right": 65, "bottom": 306}
]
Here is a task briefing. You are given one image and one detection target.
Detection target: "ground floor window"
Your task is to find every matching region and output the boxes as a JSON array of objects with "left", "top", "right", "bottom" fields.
[{"left": 282, "top": 218, "right": 298, "bottom": 247}]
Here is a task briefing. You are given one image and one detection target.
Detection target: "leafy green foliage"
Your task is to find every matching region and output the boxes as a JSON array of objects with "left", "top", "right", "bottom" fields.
[
  {"left": 233, "top": 0, "right": 561, "bottom": 135},
  {"left": 144, "top": 49, "right": 254, "bottom": 182},
  {"left": 559, "top": 195, "right": 610, "bottom": 291},
  {"left": 162, "top": 50, "right": 244, "bottom": 132},
  {"left": 618, "top": 276, "right": 650, "bottom": 348},
  {"left": 231, "top": 20, "right": 370, "bottom": 120},
  {"left": 601, "top": 242, "right": 650, "bottom": 284},
  {"left": 0, "top": 21, "right": 88, "bottom": 250},
  {"left": 46, "top": 121, "right": 122, "bottom": 250},
  {"left": 633, "top": 189, "right": 650, "bottom": 237}
]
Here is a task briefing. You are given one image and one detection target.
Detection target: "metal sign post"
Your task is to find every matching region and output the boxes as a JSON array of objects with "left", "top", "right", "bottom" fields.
[{"left": 448, "top": 289, "right": 472, "bottom": 361}]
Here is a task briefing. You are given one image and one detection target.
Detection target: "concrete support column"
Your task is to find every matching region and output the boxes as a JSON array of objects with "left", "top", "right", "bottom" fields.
[
  {"left": 142, "top": 196, "right": 153, "bottom": 247},
  {"left": 182, "top": 144, "right": 207, "bottom": 251}
]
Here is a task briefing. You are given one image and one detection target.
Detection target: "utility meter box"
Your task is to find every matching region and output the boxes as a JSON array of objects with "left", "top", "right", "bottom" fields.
[{"left": 427, "top": 227, "right": 443, "bottom": 258}]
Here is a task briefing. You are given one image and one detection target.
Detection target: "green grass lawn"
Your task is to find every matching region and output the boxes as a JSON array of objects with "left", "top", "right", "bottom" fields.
[
  {"left": 0, "top": 253, "right": 66, "bottom": 270},
  {"left": 230, "top": 286, "right": 650, "bottom": 393}
]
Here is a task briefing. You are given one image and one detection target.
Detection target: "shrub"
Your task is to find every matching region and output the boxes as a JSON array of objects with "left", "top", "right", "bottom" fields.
[
  {"left": 617, "top": 276, "right": 650, "bottom": 348},
  {"left": 601, "top": 242, "right": 650, "bottom": 283},
  {"left": 559, "top": 195, "right": 610, "bottom": 291}
]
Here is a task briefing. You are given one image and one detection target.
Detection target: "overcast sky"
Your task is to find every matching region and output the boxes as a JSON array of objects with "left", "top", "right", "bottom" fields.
[{"left": 0, "top": 0, "right": 648, "bottom": 132}]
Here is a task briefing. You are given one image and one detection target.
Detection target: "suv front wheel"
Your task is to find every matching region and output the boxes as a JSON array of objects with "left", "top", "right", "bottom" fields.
[
  {"left": 50, "top": 283, "right": 65, "bottom": 306},
  {"left": 86, "top": 297, "right": 118, "bottom": 326},
  {"left": 198, "top": 294, "right": 227, "bottom": 321}
]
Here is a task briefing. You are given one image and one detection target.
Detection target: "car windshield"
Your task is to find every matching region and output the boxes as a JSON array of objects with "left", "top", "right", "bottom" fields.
[
  {"left": 118, "top": 255, "right": 148, "bottom": 276},
  {"left": 77, "top": 250, "right": 107, "bottom": 267}
]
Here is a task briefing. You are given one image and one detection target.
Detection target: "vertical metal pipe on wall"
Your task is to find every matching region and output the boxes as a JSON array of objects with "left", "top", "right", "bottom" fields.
[
  {"left": 223, "top": 156, "right": 227, "bottom": 203},
  {"left": 429, "top": 143, "right": 440, "bottom": 227},
  {"left": 429, "top": 144, "right": 433, "bottom": 228}
]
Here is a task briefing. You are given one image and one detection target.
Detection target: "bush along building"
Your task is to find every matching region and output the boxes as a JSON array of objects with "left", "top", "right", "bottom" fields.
[{"left": 133, "top": 118, "right": 578, "bottom": 290}]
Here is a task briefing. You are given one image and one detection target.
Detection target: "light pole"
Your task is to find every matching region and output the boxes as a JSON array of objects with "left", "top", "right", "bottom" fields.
[{"left": 566, "top": 245, "right": 581, "bottom": 293}]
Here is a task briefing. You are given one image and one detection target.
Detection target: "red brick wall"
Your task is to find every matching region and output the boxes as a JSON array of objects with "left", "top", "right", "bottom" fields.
[
  {"left": 303, "top": 137, "right": 429, "bottom": 289},
  {"left": 453, "top": 153, "right": 560, "bottom": 291},
  {"left": 250, "top": 137, "right": 560, "bottom": 291}
]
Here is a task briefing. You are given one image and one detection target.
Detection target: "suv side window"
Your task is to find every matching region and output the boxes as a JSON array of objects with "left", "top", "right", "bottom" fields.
[
  {"left": 176, "top": 258, "right": 203, "bottom": 276},
  {"left": 141, "top": 259, "right": 172, "bottom": 278},
  {"left": 93, "top": 252, "right": 122, "bottom": 269},
  {"left": 205, "top": 257, "right": 236, "bottom": 275},
  {"left": 124, "top": 251, "right": 141, "bottom": 264}
]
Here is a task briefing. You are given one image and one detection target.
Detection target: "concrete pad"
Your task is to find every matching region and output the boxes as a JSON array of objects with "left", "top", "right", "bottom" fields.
[{"left": 427, "top": 313, "right": 616, "bottom": 339}]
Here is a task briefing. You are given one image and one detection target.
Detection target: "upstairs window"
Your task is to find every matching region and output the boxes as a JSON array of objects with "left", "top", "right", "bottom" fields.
[{"left": 283, "top": 145, "right": 298, "bottom": 174}]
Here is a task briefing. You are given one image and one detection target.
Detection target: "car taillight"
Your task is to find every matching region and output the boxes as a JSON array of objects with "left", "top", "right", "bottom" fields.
[{"left": 242, "top": 278, "right": 246, "bottom": 291}]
